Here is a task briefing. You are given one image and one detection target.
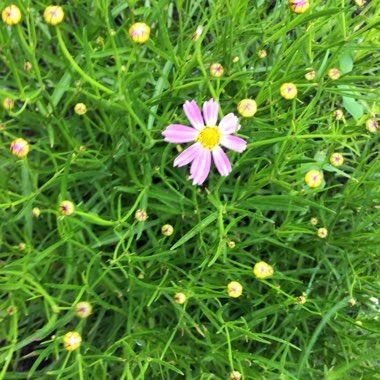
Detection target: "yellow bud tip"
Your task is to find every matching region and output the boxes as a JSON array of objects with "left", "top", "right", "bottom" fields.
[
  {"left": 63, "top": 331, "right": 82, "bottom": 351},
  {"left": 129, "top": 22, "right": 150, "bottom": 43},
  {"left": 280, "top": 83, "right": 297, "bottom": 99},
  {"left": 161, "top": 224, "right": 174, "bottom": 236},
  {"left": 3, "top": 97, "right": 15, "bottom": 110},
  {"left": 227, "top": 281, "right": 243, "bottom": 298},
  {"left": 230, "top": 371, "right": 242, "bottom": 380},
  {"left": 44, "top": 5, "right": 64, "bottom": 26},
  {"left": 135, "top": 209, "right": 148, "bottom": 222},
  {"left": 237, "top": 99, "right": 257, "bottom": 118},
  {"left": 317, "top": 227, "right": 328, "bottom": 238},
  {"left": 366, "top": 118, "right": 378, "bottom": 134},
  {"left": 258, "top": 49, "right": 267, "bottom": 58},
  {"left": 174, "top": 292, "right": 186, "bottom": 304},
  {"left": 310, "top": 217, "right": 318, "bottom": 225},
  {"left": 304, "top": 169, "right": 323, "bottom": 188},
  {"left": 10, "top": 138, "right": 30, "bottom": 158},
  {"left": 334, "top": 109, "right": 343, "bottom": 120},
  {"left": 59, "top": 200, "right": 75, "bottom": 216},
  {"left": 289, "top": 0, "right": 310, "bottom": 13},
  {"left": 75, "top": 302, "right": 92, "bottom": 318},
  {"left": 328, "top": 68, "right": 341, "bottom": 80},
  {"left": 253, "top": 261, "right": 274, "bottom": 279},
  {"left": 32, "top": 207, "right": 41, "bottom": 218},
  {"left": 74, "top": 103, "right": 87, "bottom": 115},
  {"left": 2, "top": 4, "right": 22, "bottom": 25},
  {"left": 304, "top": 69, "right": 315, "bottom": 80},
  {"left": 210, "top": 63, "right": 224, "bottom": 78},
  {"left": 330, "top": 153, "right": 344, "bottom": 167}
]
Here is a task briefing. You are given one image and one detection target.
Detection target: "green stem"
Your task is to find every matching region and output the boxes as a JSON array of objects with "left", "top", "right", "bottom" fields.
[{"left": 56, "top": 27, "right": 113, "bottom": 95}]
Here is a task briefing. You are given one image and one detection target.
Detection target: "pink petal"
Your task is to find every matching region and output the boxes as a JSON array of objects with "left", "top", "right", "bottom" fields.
[
  {"left": 202, "top": 99, "right": 219, "bottom": 126},
  {"left": 212, "top": 146, "right": 232, "bottom": 176},
  {"left": 173, "top": 143, "right": 202, "bottom": 167},
  {"left": 218, "top": 113, "right": 239, "bottom": 134},
  {"left": 220, "top": 135, "right": 247, "bottom": 153},
  {"left": 183, "top": 100, "right": 204, "bottom": 130},
  {"left": 162, "top": 124, "right": 198, "bottom": 143},
  {"left": 189, "top": 149, "right": 211, "bottom": 185}
]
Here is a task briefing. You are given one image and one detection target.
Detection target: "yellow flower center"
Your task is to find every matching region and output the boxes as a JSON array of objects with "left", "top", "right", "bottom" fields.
[{"left": 196, "top": 126, "right": 221, "bottom": 150}]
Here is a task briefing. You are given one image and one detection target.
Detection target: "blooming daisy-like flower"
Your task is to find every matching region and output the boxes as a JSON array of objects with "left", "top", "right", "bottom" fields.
[{"left": 162, "top": 99, "right": 247, "bottom": 185}]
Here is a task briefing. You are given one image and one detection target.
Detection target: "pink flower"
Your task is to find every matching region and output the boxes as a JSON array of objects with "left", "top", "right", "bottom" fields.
[{"left": 162, "top": 99, "right": 247, "bottom": 185}]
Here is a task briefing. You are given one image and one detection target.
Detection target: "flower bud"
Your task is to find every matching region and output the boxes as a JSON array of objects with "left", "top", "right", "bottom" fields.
[
  {"left": 334, "top": 109, "right": 343, "bottom": 121},
  {"left": 2, "top": 4, "right": 21, "bottom": 25},
  {"left": 304, "top": 69, "right": 315, "bottom": 80},
  {"left": 258, "top": 49, "right": 267, "bottom": 58},
  {"left": 3, "top": 97, "right": 14, "bottom": 110},
  {"left": 237, "top": 99, "right": 257, "bottom": 118},
  {"left": 317, "top": 227, "right": 328, "bottom": 239},
  {"left": 289, "top": 0, "right": 310, "bottom": 13},
  {"left": 174, "top": 292, "right": 186, "bottom": 304},
  {"left": 44, "top": 5, "right": 64, "bottom": 25},
  {"left": 129, "top": 22, "right": 150, "bottom": 44},
  {"left": 63, "top": 331, "right": 82, "bottom": 351},
  {"left": 10, "top": 138, "right": 29, "bottom": 158},
  {"left": 310, "top": 217, "right": 318, "bottom": 225},
  {"left": 74, "top": 103, "right": 87, "bottom": 115},
  {"left": 348, "top": 298, "right": 356, "bottom": 306},
  {"left": 191, "top": 25, "right": 203, "bottom": 41},
  {"left": 230, "top": 371, "right": 242, "bottom": 380},
  {"left": 366, "top": 118, "right": 378, "bottom": 134},
  {"left": 280, "top": 83, "right": 297, "bottom": 100},
  {"left": 59, "top": 200, "right": 75, "bottom": 216},
  {"left": 210, "top": 63, "right": 224, "bottom": 78},
  {"left": 227, "top": 240, "right": 236, "bottom": 248},
  {"left": 32, "top": 207, "right": 41, "bottom": 218},
  {"left": 75, "top": 301, "right": 92, "bottom": 319},
  {"left": 328, "top": 68, "right": 341, "bottom": 80},
  {"left": 161, "top": 224, "right": 174, "bottom": 236},
  {"left": 253, "top": 261, "right": 274, "bottom": 279},
  {"left": 296, "top": 294, "right": 307, "bottom": 304},
  {"left": 135, "top": 209, "right": 148, "bottom": 222},
  {"left": 304, "top": 169, "right": 323, "bottom": 188},
  {"left": 227, "top": 281, "right": 243, "bottom": 298},
  {"left": 23, "top": 61, "right": 32, "bottom": 71},
  {"left": 330, "top": 152, "right": 344, "bottom": 167}
]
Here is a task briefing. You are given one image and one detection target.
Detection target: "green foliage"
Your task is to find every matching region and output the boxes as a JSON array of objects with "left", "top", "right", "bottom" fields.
[{"left": 1, "top": 0, "right": 380, "bottom": 379}]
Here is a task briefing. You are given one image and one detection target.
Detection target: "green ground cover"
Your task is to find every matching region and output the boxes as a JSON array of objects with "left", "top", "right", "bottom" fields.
[{"left": 1, "top": 0, "right": 380, "bottom": 379}]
